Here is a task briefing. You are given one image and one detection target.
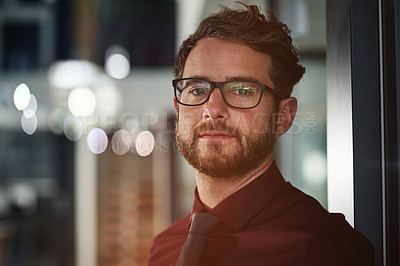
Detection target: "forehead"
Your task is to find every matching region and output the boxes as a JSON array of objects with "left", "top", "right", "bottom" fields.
[{"left": 182, "top": 38, "right": 273, "bottom": 87}]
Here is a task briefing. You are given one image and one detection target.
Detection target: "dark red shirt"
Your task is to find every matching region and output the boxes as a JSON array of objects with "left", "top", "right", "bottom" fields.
[{"left": 149, "top": 162, "right": 374, "bottom": 265}]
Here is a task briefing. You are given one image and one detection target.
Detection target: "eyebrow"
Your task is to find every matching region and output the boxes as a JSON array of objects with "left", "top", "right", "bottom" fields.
[{"left": 188, "top": 75, "right": 262, "bottom": 84}]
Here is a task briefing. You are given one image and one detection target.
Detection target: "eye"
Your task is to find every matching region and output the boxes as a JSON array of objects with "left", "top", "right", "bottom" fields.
[
  {"left": 235, "top": 87, "right": 254, "bottom": 95},
  {"left": 189, "top": 87, "right": 208, "bottom": 96},
  {"left": 178, "top": 79, "right": 210, "bottom": 97},
  {"left": 228, "top": 83, "right": 258, "bottom": 96}
]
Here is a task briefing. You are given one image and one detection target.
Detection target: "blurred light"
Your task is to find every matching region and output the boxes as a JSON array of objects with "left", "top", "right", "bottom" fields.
[
  {"left": 105, "top": 45, "right": 130, "bottom": 79},
  {"left": 111, "top": 129, "right": 132, "bottom": 155},
  {"left": 14, "top": 83, "right": 31, "bottom": 110},
  {"left": 9, "top": 183, "right": 37, "bottom": 214},
  {"left": 87, "top": 128, "right": 108, "bottom": 154},
  {"left": 63, "top": 115, "right": 83, "bottom": 141},
  {"left": 135, "top": 130, "right": 155, "bottom": 157},
  {"left": 68, "top": 88, "right": 96, "bottom": 117},
  {"left": 95, "top": 84, "right": 122, "bottom": 116},
  {"left": 105, "top": 54, "right": 130, "bottom": 79},
  {"left": 36, "top": 178, "right": 56, "bottom": 198},
  {"left": 23, "top": 94, "right": 37, "bottom": 118},
  {"left": 48, "top": 60, "right": 96, "bottom": 90},
  {"left": 48, "top": 108, "right": 68, "bottom": 135},
  {"left": 121, "top": 114, "right": 141, "bottom": 133},
  {"left": 302, "top": 150, "right": 327, "bottom": 185},
  {"left": 21, "top": 113, "right": 37, "bottom": 135}
]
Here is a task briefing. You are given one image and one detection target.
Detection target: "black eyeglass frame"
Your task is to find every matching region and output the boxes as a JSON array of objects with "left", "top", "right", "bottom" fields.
[{"left": 172, "top": 78, "right": 285, "bottom": 109}]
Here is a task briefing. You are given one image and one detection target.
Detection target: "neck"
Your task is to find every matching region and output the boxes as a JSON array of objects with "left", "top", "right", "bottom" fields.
[{"left": 194, "top": 156, "right": 274, "bottom": 209}]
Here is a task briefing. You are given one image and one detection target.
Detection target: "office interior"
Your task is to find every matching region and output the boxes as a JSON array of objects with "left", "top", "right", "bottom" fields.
[{"left": 0, "top": 0, "right": 398, "bottom": 266}]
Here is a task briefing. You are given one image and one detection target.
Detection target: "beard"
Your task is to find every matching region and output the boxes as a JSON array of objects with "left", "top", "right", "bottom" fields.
[{"left": 175, "top": 114, "right": 277, "bottom": 180}]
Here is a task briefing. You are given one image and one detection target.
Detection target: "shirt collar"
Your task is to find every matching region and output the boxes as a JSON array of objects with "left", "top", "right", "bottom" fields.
[{"left": 190, "top": 161, "right": 286, "bottom": 231}]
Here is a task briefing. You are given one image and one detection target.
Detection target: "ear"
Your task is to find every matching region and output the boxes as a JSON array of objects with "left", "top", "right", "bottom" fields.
[{"left": 275, "top": 97, "right": 297, "bottom": 137}]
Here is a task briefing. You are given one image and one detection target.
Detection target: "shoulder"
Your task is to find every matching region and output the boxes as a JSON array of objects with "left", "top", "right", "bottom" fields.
[
  {"left": 269, "top": 184, "right": 375, "bottom": 265},
  {"left": 148, "top": 214, "right": 191, "bottom": 266},
  {"left": 304, "top": 212, "right": 375, "bottom": 265},
  {"left": 261, "top": 182, "right": 331, "bottom": 229}
]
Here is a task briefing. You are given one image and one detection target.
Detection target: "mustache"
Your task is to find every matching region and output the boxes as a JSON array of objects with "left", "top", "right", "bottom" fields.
[{"left": 193, "top": 121, "right": 239, "bottom": 137}]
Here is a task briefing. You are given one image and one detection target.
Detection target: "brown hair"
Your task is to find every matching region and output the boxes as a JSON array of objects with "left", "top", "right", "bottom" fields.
[{"left": 174, "top": 3, "right": 305, "bottom": 97}]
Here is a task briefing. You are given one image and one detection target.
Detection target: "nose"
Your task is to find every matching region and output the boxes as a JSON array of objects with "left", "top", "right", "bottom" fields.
[{"left": 203, "top": 88, "right": 228, "bottom": 120}]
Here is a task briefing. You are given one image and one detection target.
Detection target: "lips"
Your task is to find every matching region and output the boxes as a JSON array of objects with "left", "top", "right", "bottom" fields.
[
  {"left": 199, "top": 131, "right": 232, "bottom": 137},
  {"left": 199, "top": 131, "right": 235, "bottom": 141},
  {"left": 194, "top": 122, "right": 238, "bottom": 141}
]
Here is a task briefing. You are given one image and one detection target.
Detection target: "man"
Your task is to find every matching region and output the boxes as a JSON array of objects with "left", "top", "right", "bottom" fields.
[{"left": 149, "top": 3, "right": 374, "bottom": 266}]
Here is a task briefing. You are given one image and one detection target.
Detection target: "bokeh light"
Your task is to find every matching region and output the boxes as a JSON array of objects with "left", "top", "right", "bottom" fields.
[
  {"left": 87, "top": 128, "right": 108, "bottom": 154},
  {"left": 95, "top": 84, "right": 122, "bottom": 116},
  {"left": 14, "top": 83, "right": 31, "bottom": 110},
  {"left": 105, "top": 45, "right": 130, "bottom": 79},
  {"left": 48, "top": 108, "right": 68, "bottom": 135},
  {"left": 111, "top": 129, "right": 132, "bottom": 155},
  {"left": 21, "top": 113, "right": 38, "bottom": 135},
  {"left": 63, "top": 115, "right": 83, "bottom": 141},
  {"left": 48, "top": 60, "right": 96, "bottom": 89},
  {"left": 121, "top": 115, "right": 141, "bottom": 134},
  {"left": 68, "top": 88, "right": 96, "bottom": 117},
  {"left": 23, "top": 94, "right": 37, "bottom": 119},
  {"left": 135, "top": 130, "right": 155, "bottom": 157},
  {"left": 302, "top": 150, "right": 327, "bottom": 185},
  {"left": 9, "top": 183, "right": 37, "bottom": 213}
]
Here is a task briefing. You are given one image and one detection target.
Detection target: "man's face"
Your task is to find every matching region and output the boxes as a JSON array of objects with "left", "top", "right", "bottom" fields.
[{"left": 175, "top": 38, "right": 279, "bottom": 179}]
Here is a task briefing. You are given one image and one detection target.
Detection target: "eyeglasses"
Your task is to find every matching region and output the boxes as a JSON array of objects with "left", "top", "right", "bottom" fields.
[{"left": 173, "top": 78, "right": 284, "bottom": 109}]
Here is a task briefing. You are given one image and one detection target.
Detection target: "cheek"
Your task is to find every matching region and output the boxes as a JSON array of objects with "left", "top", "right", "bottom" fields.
[
  {"left": 246, "top": 112, "right": 273, "bottom": 135},
  {"left": 177, "top": 108, "right": 201, "bottom": 132},
  {"left": 230, "top": 110, "right": 272, "bottom": 135}
]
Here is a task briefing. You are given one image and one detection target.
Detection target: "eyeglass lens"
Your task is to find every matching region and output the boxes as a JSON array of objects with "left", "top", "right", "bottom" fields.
[{"left": 175, "top": 79, "right": 262, "bottom": 108}]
